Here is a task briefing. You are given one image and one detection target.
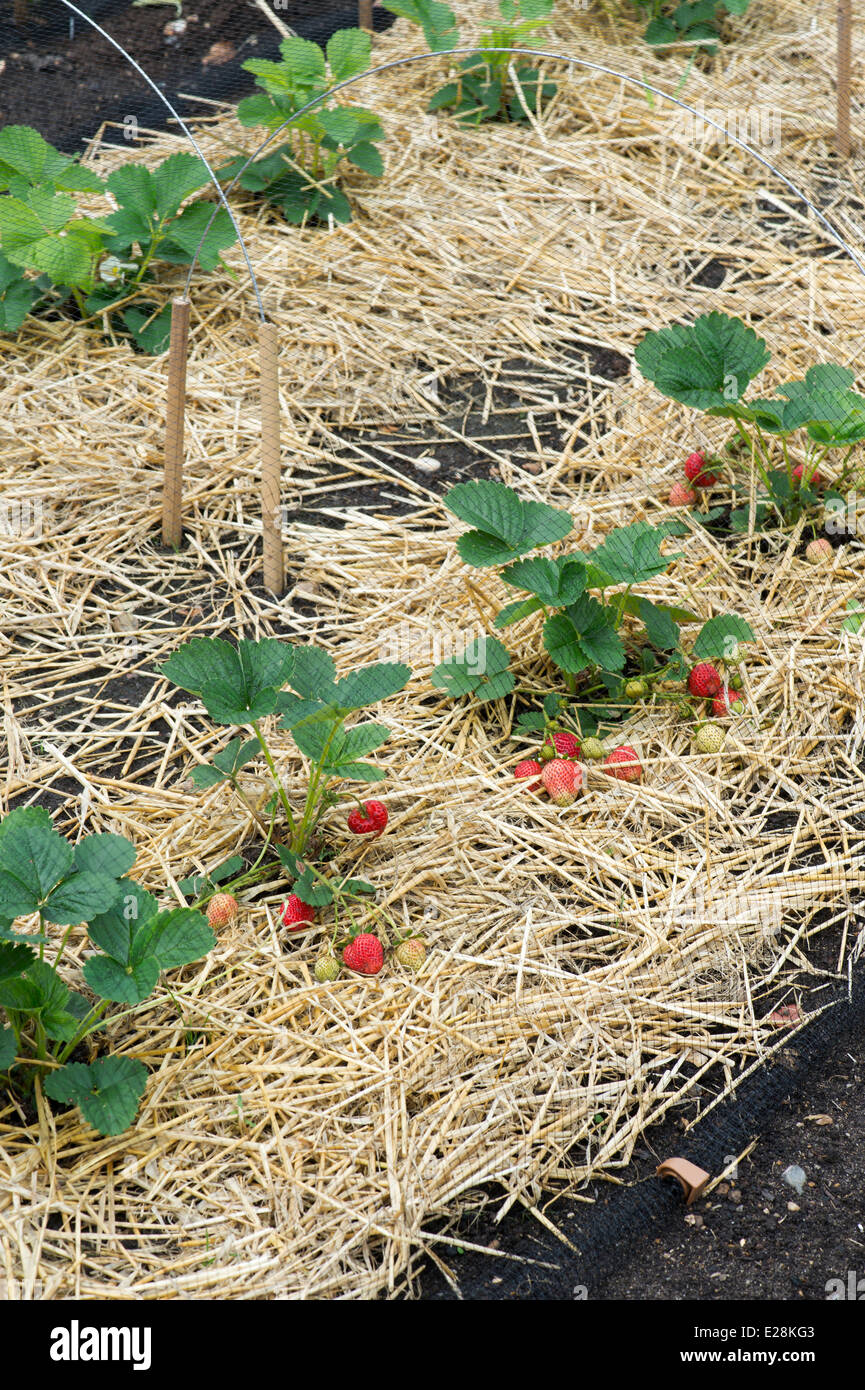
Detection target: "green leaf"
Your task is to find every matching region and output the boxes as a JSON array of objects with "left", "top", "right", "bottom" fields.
[
  {"left": 634, "top": 311, "right": 771, "bottom": 414},
  {"left": 292, "top": 869, "right": 334, "bottom": 907},
  {"left": 152, "top": 152, "right": 211, "bottom": 220},
  {"left": 73, "top": 833, "right": 136, "bottom": 880},
  {"left": 83, "top": 952, "right": 160, "bottom": 1006},
  {"left": 382, "top": 0, "right": 460, "bottom": 50},
  {"left": 285, "top": 646, "right": 336, "bottom": 701},
  {"left": 42, "top": 872, "right": 122, "bottom": 926},
  {"left": 157, "top": 203, "right": 237, "bottom": 273},
  {"left": 210, "top": 855, "right": 244, "bottom": 885},
  {"left": 544, "top": 596, "right": 626, "bottom": 675},
  {"left": 842, "top": 600, "right": 865, "bottom": 635},
  {"left": 430, "top": 636, "right": 514, "bottom": 702},
  {"left": 88, "top": 881, "right": 159, "bottom": 963},
  {"left": 0, "top": 251, "right": 41, "bottom": 331},
  {"left": 493, "top": 596, "right": 545, "bottom": 628},
  {"left": 44, "top": 1056, "right": 148, "bottom": 1136},
  {"left": 500, "top": 555, "right": 587, "bottom": 606},
  {"left": 634, "top": 598, "right": 681, "bottom": 651},
  {"left": 0, "top": 125, "right": 77, "bottom": 189},
  {"left": 0, "top": 1028, "right": 16, "bottom": 1071},
  {"left": 161, "top": 637, "right": 295, "bottom": 726},
  {"left": 0, "top": 806, "right": 73, "bottom": 913},
  {"left": 124, "top": 304, "right": 173, "bottom": 356},
  {"left": 105, "top": 164, "right": 156, "bottom": 223},
  {"left": 445, "top": 480, "right": 572, "bottom": 567},
  {"left": 345, "top": 141, "right": 385, "bottom": 177},
  {"left": 588, "top": 522, "right": 676, "bottom": 585},
  {"left": 332, "top": 662, "right": 411, "bottom": 709},
  {"left": 692, "top": 614, "right": 755, "bottom": 661},
  {"left": 190, "top": 736, "right": 259, "bottom": 788},
  {"left": 0, "top": 940, "right": 36, "bottom": 985},
  {"left": 137, "top": 908, "right": 215, "bottom": 973},
  {"left": 326, "top": 27, "right": 372, "bottom": 81}
]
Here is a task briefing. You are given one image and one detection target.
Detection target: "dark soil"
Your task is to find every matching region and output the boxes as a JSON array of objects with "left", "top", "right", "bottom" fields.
[
  {"left": 417, "top": 976, "right": 865, "bottom": 1301},
  {"left": 0, "top": 0, "right": 396, "bottom": 152}
]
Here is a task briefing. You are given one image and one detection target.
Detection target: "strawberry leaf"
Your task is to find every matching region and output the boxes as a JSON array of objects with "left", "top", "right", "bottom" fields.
[
  {"left": 431, "top": 636, "right": 514, "bottom": 701},
  {"left": 161, "top": 637, "right": 295, "bottom": 726},
  {"left": 634, "top": 311, "right": 771, "bottom": 414},
  {"left": 44, "top": 1055, "right": 148, "bottom": 1136},
  {"left": 692, "top": 614, "right": 755, "bottom": 660},
  {"left": 445, "top": 481, "right": 572, "bottom": 567},
  {"left": 0, "top": 1027, "right": 15, "bottom": 1072},
  {"left": 381, "top": 1, "right": 460, "bottom": 51},
  {"left": 587, "top": 522, "right": 676, "bottom": 585},
  {"left": 73, "top": 833, "right": 136, "bottom": 880},
  {"left": 500, "top": 555, "right": 587, "bottom": 606}
]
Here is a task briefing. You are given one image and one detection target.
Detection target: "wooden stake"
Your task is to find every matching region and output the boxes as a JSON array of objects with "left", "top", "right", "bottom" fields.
[
  {"left": 161, "top": 296, "right": 190, "bottom": 550},
  {"left": 359, "top": 1, "right": 374, "bottom": 33},
  {"left": 259, "top": 320, "right": 285, "bottom": 597},
  {"left": 837, "top": 0, "right": 853, "bottom": 158}
]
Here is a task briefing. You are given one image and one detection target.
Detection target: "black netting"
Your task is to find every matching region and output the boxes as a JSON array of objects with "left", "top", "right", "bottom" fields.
[{"left": 0, "top": 1, "right": 396, "bottom": 153}]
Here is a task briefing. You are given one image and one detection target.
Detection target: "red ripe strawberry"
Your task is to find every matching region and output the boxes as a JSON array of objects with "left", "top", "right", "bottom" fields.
[
  {"left": 551, "top": 730, "right": 580, "bottom": 759},
  {"left": 712, "top": 686, "right": 744, "bottom": 717},
  {"left": 687, "top": 662, "right": 722, "bottom": 698},
  {"left": 793, "top": 463, "right": 824, "bottom": 490},
  {"left": 346, "top": 800, "right": 388, "bottom": 836},
  {"left": 603, "top": 745, "right": 643, "bottom": 783},
  {"left": 343, "top": 933, "right": 384, "bottom": 975},
  {"left": 684, "top": 451, "right": 718, "bottom": 486},
  {"left": 206, "top": 893, "right": 238, "bottom": 928},
  {"left": 669, "top": 481, "right": 697, "bottom": 507},
  {"left": 514, "top": 758, "right": 543, "bottom": 790},
  {"left": 280, "top": 894, "right": 315, "bottom": 931},
  {"left": 541, "top": 758, "right": 581, "bottom": 806}
]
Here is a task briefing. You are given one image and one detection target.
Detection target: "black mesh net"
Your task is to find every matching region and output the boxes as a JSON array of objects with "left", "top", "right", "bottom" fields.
[{"left": 0, "top": 1, "right": 396, "bottom": 153}]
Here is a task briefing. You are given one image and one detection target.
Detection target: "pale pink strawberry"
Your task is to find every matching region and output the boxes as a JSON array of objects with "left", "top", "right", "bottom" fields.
[
  {"left": 669, "top": 481, "right": 697, "bottom": 507},
  {"left": 541, "top": 758, "right": 581, "bottom": 805}
]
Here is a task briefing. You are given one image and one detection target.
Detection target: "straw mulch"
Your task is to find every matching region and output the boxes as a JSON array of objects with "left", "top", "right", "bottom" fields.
[{"left": 0, "top": 0, "right": 864, "bottom": 1299}]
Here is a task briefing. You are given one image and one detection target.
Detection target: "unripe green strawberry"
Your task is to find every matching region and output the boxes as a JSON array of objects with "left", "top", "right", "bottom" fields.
[
  {"left": 728, "top": 672, "right": 744, "bottom": 690},
  {"left": 581, "top": 737, "right": 605, "bottom": 761},
  {"left": 314, "top": 954, "right": 341, "bottom": 983},
  {"left": 694, "top": 723, "right": 726, "bottom": 754},
  {"left": 539, "top": 738, "right": 556, "bottom": 763},
  {"left": 394, "top": 938, "right": 426, "bottom": 971},
  {"left": 624, "top": 678, "right": 648, "bottom": 699},
  {"left": 207, "top": 893, "right": 238, "bottom": 928}
]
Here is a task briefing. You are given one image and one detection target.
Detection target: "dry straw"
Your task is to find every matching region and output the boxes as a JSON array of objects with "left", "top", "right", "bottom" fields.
[{"left": 0, "top": 0, "right": 863, "bottom": 1300}]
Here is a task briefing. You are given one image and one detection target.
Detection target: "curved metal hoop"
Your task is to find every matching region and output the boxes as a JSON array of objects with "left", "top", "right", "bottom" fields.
[
  {"left": 184, "top": 43, "right": 865, "bottom": 299},
  {"left": 56, "top": 0, "right": 265, "bottom": 318}
]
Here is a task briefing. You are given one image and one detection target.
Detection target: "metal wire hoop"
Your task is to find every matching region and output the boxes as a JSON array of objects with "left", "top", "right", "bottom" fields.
[
  {"left": 56, "top": 0, "right": 266, "bottom": 318},
  {"left": 183, "top": 43, "right": 865, "bottom": 300}
]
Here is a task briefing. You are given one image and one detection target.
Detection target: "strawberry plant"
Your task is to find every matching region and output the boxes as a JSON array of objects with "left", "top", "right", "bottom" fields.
[
  {"left": 218, "top": 29, "right": 385, "bottom": 226},
  {"left": 161, "top": 637, "right": 411, "bottom": 961},
  {"left": 633, "top": 0, "right": 751, "bottom": 54},
  {"left": 433, "top": 479, "right": 753, "bottom": 736},
  {"left": 635, "top": 311, "right": 865, "bottom": 533},
  {"left": 383, "top": 0, "right": 557, "bottom": 125},
  {"left": 0, "top": 125, "right": 236, "bottom": 352},
  {"left": 0, "top": 808, "right": 215, "bottom": 1135}
]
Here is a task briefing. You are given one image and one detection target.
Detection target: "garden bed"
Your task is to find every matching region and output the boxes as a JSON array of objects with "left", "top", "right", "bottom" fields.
[{"left": 0, "top": 0, "right": 864, "bottom": 1300}]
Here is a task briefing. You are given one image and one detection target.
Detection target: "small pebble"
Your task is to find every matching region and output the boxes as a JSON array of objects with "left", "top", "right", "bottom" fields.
[
  {"left": 787, "top": 1201, "right": 800, "bottom": 1212},
  {"left": 782, "top": 1164, "right": 806, "bottom": 1195},
  {"left": 413, "top": 456, "right": 441, "bottom": 473}
]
